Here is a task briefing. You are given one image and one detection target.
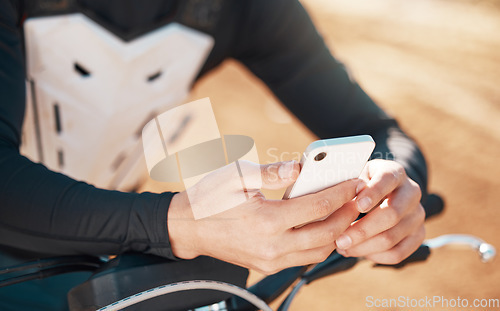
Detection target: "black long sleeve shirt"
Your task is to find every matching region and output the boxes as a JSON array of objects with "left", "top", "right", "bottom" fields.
[{"left": 0, "top": 0, "right": 427, "bottom": 267}]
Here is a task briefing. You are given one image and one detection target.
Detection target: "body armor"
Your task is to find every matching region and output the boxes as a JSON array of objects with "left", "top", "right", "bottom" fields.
[{"left": 21, "top": 13, "right": 214, "bottom": 190}]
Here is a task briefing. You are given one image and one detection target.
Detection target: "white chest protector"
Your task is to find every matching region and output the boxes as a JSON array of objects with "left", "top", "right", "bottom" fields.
[{"left": 21, "top": 13, "right": 214, "bottom": 190}]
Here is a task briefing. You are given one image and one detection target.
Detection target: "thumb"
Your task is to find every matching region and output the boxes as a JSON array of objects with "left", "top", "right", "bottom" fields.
[{"left": 260, "top": 160, "right": 300, "bottom": 190}]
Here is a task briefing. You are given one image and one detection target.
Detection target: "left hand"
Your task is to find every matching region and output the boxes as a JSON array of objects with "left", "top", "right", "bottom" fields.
[{"left": 335, "top": 159, "right": 425, "bottom": 264}]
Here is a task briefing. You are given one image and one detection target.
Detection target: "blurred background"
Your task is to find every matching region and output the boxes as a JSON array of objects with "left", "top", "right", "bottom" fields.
[{"left": 145, "top": 0, "right": 500, "bottom": 309}]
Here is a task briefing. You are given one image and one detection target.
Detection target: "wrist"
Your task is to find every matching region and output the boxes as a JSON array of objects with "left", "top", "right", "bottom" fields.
[{"left": 167, "top": 192, "right": 201, "bottom": 259}]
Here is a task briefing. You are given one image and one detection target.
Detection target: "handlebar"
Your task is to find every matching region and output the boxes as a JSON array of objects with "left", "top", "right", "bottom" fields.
[{"left": 424, "top": 234, "right": 496, "bottom": 263}]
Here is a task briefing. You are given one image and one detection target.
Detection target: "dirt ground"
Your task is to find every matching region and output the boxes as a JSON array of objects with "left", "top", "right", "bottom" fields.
[{"left": 146, "top": 0, "right": 500, "bottom": 309}]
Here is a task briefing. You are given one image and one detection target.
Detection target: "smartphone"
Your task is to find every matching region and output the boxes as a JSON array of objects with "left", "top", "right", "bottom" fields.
[{"left": 283, "top": 135, "right": 375, "bottom": 225}]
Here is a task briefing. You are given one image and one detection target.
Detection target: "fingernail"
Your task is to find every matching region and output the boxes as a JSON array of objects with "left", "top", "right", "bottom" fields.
[
  {"left": 278, "top": 161, "right": 296, "bottom": 180},
  {"left": 356, "top": 180, "right": 366, "bottom": 195},
  {"left": 357, "top": 197, "right": 372, "bottom": 212},
  {"left": 336, "top": 235, "right": 352, "bottom": 249}
]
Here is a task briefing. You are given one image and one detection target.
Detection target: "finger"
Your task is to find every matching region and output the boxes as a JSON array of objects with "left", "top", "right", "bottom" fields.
[
  {"left": 355, "top": 162, "right": 406, "bottom": 213},
  {"left": 337, "top": 204, "right": 425, "bottom": 257},
  {"left": 285, "top": 201, "right": 360, "bottom": 252},
  {"left": 283, "top": 244, "right": 337, "bottom": 268},
  {"left": 336, "top": 182, "right": 422, "bottom": 250},
  {"left": 276, "top": 178, "right": 362, "bottom": 229},
  {"left": 364, "top": 225, "right": 426, "bottom": 265}
]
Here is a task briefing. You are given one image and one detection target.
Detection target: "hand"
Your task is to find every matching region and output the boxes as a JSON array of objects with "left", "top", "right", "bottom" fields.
[
  {"left": 335, "top": 159, "right": 425, "bottom": 265},
  {"left": 168, "top": 160, "right": 363, "bottom": 274}
]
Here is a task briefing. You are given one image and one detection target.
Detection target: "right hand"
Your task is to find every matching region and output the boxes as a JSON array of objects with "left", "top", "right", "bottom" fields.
[{"left": 168, "top": 160, "right": 362, "bottom": 274}]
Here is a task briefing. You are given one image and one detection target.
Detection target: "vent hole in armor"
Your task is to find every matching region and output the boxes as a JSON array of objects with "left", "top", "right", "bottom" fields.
[
  {"left": 57, "top": 149, "right": 64, "bottom": 168},
  {"left": 147, "top": 70, "right": 162, "bottom": 82},
  {"left": 135, "top": 112, "right": 158, "bottom": 138},
  {"left": 53, "top": 103, "right": 62, "bottom": 134},
  {"left": 74, "top": 62, "right": 91, "bottom": 77}
]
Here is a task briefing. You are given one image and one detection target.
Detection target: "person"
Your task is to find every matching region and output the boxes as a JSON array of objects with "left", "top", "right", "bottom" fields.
[{"left": 0, "top": 0, "right": 427, "bottom": 309}]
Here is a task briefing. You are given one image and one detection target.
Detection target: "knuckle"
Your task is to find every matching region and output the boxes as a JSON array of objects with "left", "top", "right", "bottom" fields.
[
  {"left": 416, "top": 205, "right": 426, "bottom": 223},
  {"left": 259, "top": 217, "right": 279, "bottom": 234},
  {"left": 315, "top": 249, "right": 332, "bottom": 263},
  {"left": 353, "top": 225, "right": 368, "bottom": 241},
  {"left": 318, "top": 229, "right": 337, "bottom": 246},
  {"left": 417, "top": 226, "right": 426, "bottom": 242},
  {"left": 366, "top": 188, "right": 385, "bottom": 204},
  {"left": 394, "top": 165, "right": 406, "bottom": 179},
  {"left": 312, "top": 198, "right": 332, "bottom": 218},
  {"left": 380, "top": 231, "right": 396, "bottom": 249},
  {"left": 387, "top": 250, "right": 406, "bottom": 264},
  {"left": 393, "top": 253, "right": 406, "bottom": 264},
  {"left": 385, "top": 205, "right": 402, "bottom": 226},
  {"left": 264, "top": 262, "right": 282, "bottom": 275},
  {"left": 257, "top": 262, "right": 277, "bottom": 275},
  {"left": 260, "top": 244, "right": 280, "bottom": 261},
  {"left": 319, "top": 251, "right": 331, "bottom": 263},
  {"left": 409, "top": 181, "right": 422, "bottom": 201},
  {"left": 338, "top": 248, "right": 349, "bottom": 257},
  {"left": 382, "top": 164, "right": 406, "bottom": 186},
  {"left": 337, "top": 181, "right": 357, "bottom": 201},
  {"left": 381, "top": 170, "right": 396, "bottom": 184},
  {"left": 268, "top": 267, "right": 282, "bottom": 275},
  {"left": 414, "top": 184, "right": 422, "bottom": 200}
]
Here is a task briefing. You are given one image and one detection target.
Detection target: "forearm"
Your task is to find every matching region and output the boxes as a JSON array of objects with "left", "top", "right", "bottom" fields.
[{"left": 0, "top": 144, "right": 177, "bottom": 258}]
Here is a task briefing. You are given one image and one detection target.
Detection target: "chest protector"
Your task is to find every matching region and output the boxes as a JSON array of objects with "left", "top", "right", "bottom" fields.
[{"left": 21, "top": 13, "right": 214, "bottom": 190}]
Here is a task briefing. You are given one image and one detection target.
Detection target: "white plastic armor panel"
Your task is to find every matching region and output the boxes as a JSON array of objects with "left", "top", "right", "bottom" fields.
[{"left": 21, "top": 14, "right": 214, "bottom": 190}]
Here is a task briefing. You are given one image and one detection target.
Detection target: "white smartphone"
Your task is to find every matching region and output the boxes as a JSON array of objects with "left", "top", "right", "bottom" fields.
[{"left": 283, "top": 135, "right": 375, "bottom": 225}]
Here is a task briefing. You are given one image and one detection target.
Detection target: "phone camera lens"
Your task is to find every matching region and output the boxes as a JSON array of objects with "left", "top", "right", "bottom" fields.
[{"left": 314, "top": 152, "right": 327, "bottom": 161}]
